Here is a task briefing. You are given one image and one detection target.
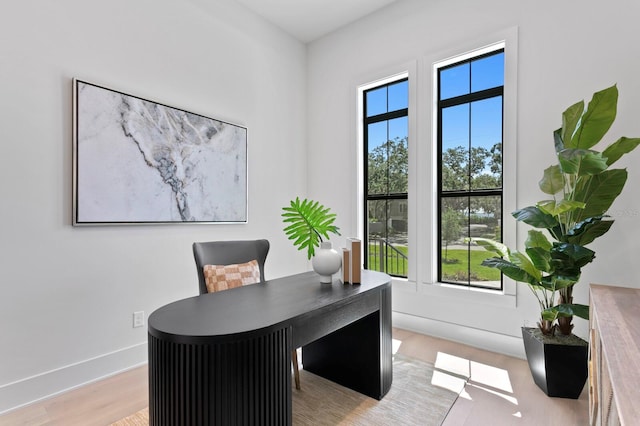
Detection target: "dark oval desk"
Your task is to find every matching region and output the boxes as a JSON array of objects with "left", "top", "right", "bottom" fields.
[{"left": 148, "top": 270, "right": 392, "bottom": 425}]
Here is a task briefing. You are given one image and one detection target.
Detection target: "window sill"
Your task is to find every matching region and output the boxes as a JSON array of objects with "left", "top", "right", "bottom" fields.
[
  {"left": 416, "top": 280, "right": 516, "bottom": 309},
  {"left": 390, "top": 276, "right": 417, "bottom": 292},
  {"left": 389, "top": 275, "right": 516, "bottom": 309},
  {"left": 392, "top": 277, "right": 516, "bottom": 308}
]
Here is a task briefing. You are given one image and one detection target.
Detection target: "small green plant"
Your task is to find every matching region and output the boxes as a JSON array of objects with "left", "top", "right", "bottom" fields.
[
  {"left": 282, "top": 197, "right": 341, "bottom": 259},
  {"left": 473, "top": 85, "right": 640, "bottom": 336}
]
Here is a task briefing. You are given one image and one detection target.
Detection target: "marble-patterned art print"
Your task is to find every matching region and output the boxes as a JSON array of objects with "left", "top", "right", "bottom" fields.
[{"left": 73, "top": 79, "right": 247, "bottom": 225}]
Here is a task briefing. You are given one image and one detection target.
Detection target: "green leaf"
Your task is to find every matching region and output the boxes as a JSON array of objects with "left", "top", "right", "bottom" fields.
[
  {"left": 573, "top": 169, "right": 628, "bottom": 222},
  {"left": 561, "top": 100, "right": 585, "bottom": 145},
  {"left": 512, "top": 206, "right": 559, "bottom": 229},
  {"left": 539, "top": 274, "right": 578, "bottom": 293},
  {"left": 541, "top": 308, "right": 559, "bottom": 322},
  {"left": 565, "top": 217, "right": 614, "bottom": 246},
  {"left": 524, "top": 230, "right": 552, "bottom": 273},
  {"left": 557, "top": 149, "right": 608, "bottom": 176},
  {"left": 548, "top": 274, "right": 580, "bottom": 290},
  {"left": 281, "top": 197, "right": 341, "bottom": 259},
  {"left": 511, "top": 251, "right": 542, "bottom": 282},
  {"left": 481, "top": 257, "right": 540, "bottom": 286},
  {"left": 544, "top": 303, "right": 589, "bottom": 320},
  {"left": 539, "top": 165, "right": 564, "bottom": 195},
  {"left": 525, "top": 230, "right": 552, "bottom": 251},
  {"left": 471, "top": 238, "right": 510, "bottom": 258},
  {"left": 537, "top": 199, "right": 585, "bottom": 217},
  {"left": 538, "top": 275, "right": 560, "bottom": 292},
  {"left": 550, "top": 243, "right": 596, "bottom": 271},
  {"left": 554, "top": 128, "right": 565, "bottom": 153},
  {"left": 602, "top": 137, "right": 640, "bottom": 166},
  {"left": 569, "top": 85, "right": 618, "bottom": 149},
  {"left": 526, "top": 246, "right": 551, "bottom": 273}
]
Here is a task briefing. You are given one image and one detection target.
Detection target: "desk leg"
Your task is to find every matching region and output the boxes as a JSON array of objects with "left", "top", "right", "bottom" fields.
[{"left": 302, "top": 287, "right": 392, "bottom": 399}]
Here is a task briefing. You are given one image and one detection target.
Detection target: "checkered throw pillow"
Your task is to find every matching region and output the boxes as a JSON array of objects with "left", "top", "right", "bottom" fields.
[{"left": 203, "top": 259, "right": 261, "bottom": 293}]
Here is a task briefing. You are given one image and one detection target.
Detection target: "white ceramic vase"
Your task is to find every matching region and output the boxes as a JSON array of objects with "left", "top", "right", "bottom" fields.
[{"left": 312, "top": 241, "right": 342, "bottom": 283}]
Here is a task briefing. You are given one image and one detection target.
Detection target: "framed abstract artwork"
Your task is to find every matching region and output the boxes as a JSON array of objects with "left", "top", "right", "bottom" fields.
[{"left": 72, "top": 79, "right": 247, "bottom": 225}]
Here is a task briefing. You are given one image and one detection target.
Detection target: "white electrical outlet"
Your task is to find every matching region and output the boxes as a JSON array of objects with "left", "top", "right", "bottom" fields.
[{"left": 133, "top": 311, "right": 145, "bottom": 328}]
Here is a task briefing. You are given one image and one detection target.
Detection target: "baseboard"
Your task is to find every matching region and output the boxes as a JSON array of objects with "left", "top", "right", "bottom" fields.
[
  {"left": 392, "top": 311, "right": 526, "bottom": 360},
  {"left": 0, "top": 342, "right": 148, "bottom": 415}
]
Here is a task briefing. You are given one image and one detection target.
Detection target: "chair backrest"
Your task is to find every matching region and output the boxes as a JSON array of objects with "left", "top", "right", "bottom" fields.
[{"left": 192, "top": 239, "right": 270, "bottom": 295}]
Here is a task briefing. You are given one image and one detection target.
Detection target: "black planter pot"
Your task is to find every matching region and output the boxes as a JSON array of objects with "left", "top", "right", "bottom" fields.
[{"left": 521, "top": 327, "right": 588, "bottom": 399}]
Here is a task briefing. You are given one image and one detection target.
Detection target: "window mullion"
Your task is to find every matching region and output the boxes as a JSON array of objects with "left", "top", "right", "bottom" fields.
[{"left": 467, "top": 102, "right": 472, "bottom": 287}]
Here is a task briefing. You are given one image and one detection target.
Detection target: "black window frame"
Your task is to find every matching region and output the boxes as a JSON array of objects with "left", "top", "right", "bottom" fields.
[
  {"left": 363, "top": 77, "right": 409, "bottom": 278},
  {"left": 436, "top": 49, "right": 504, "bottom": 290}
]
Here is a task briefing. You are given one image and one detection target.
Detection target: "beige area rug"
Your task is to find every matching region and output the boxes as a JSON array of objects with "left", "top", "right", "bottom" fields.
[
  {"left": 113, "top": 354, "right": 467, "bottom": 426},
  {"left": 112, "top": 407, "right": 148, "bottom": 426}
]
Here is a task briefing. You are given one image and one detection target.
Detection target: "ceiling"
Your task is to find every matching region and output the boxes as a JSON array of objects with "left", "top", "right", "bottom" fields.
[{"left": 233, "top": 0, "right": 399, "bottom": 43}]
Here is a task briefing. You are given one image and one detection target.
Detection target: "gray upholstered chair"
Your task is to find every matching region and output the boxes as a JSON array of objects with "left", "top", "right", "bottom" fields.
[{"left": 192, "top": 239, "right": 301, "bottom": 390}]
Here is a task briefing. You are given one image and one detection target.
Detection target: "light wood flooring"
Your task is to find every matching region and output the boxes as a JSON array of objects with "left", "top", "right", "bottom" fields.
[
  {"left": 0, "top": 328, "right": 588, "bottom": 425},
  {"left": 393, "top": 328, "right": 589, "bottom": 425}
]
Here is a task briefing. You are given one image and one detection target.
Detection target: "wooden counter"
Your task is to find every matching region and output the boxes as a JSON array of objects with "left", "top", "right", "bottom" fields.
[{"left": 589, "top": 284, "right": 640, "bottom": 426}]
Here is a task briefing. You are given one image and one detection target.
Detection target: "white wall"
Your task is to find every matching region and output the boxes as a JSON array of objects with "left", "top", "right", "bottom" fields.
[
  {"left": 0, "top": 0, "right": 309, "bottom": 412},
  {"left": 307, "top": 0, "right": 640, "bottom": 357}
]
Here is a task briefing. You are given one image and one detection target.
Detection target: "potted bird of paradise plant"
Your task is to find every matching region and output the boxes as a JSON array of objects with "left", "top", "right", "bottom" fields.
[{"left": 472, "top": 85, "right": 640, "bottom": 398}]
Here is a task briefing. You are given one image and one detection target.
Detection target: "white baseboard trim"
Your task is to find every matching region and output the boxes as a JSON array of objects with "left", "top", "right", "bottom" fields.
[
  {"left": 0, "top": 341, "right": 148, "bottom": 415},
  {"left": 393, "top": 311, "right": 526, "bottom": 360}
]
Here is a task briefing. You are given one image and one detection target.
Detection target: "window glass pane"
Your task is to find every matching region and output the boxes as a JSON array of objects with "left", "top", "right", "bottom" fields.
[
  {"left": 368, "top": 199, "right": 408, "bottom": 276},
  {"left": 440, "top": 196, "right": 501, "bottom": 286},
  {"left": 388, "top": 116, "right": 407, "bottom": 142},
  {"left": 470, "top": 96, "right": 502, "bottom": 190},
  {"left": 368, "top": 121, "right": 387, "bottom": 151},
  {"left": 441, "top": 104, "right": 470, "bottom": 191},
  {"left": 368, "top": 199, "right": 387, "bottom": 238},
  {"left": 388, "top": 117, "right": 408, "bottom": 193},
  {"left": 440, "top": 62, "right": 470, "bottom": 100},
  {"left": 367, "top": 121, "right": 388, "bottom": 195},
  {"left": 468, "top": 195, "right": 502, "bottom": 289},
  {"left": 469, "top": 195, "right": 502, "bottom": 241},
  {"left": 440, "top": 197, "right": 469, "bottom": 285},
  {"left": 471, "top": 52, "right": 504, "bottom": 93},
  {"left": 388, "top": 80, "right": 408, "bottom": 112},
  {"left": 366, "top": 86, "right": 387, "bottom": 117}
]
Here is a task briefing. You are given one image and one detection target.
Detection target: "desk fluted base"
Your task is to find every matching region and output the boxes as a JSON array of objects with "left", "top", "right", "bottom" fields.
[{"left": 149, "top": 328, "right": 292, "bottom": 425}]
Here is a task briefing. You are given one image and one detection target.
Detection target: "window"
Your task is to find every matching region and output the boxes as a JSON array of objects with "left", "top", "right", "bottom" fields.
[
  {"left": 437, "top": 49, "right": 504, "bottom": 290},
  {"left": 363, "top": 78, "right": 408, "bottom": 277}
]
